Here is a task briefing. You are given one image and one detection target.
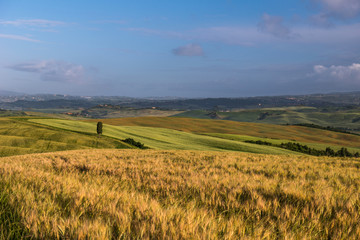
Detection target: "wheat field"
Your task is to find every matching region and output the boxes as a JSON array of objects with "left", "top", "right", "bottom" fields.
[{"left": 1, "top": 149, "right": 360, "bottom": 239}]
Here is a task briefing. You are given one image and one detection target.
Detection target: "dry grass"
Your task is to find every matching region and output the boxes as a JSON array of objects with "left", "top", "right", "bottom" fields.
[{"left": 1, "top": 149, "right": 360, "bottom": 239}]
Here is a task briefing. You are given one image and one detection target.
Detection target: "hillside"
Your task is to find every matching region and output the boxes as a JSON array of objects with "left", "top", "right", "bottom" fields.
[
  {"left": 29, "top": 118, "right": 296, "bottom": 154},
  {"left": 85, "top": 117, "right": 360, "bottom": 149},
  {"left": 3, "top": 91, "right": 360, "bottom": 112},
  {"left": 0, "top": 118, "right": 130, "bottom": 157},
  {"left": 1, "top": 149, "right": 359, "bottom": 239}
]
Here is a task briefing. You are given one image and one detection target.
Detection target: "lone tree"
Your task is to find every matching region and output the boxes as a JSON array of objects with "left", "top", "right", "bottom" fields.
[{"left": 97, "top": 122, "right": 103, "bottom": 135}]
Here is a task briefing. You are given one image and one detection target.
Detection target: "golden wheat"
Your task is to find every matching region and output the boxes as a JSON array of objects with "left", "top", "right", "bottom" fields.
[{"left": 1, "top": 149, "right": 360, "bottom": 239}]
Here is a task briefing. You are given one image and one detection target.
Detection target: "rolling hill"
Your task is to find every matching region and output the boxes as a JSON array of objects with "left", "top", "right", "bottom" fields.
[
  {"left": 85, "top": 117, "right": 360, "bottom": 149},
  {"left": 29, "top": 118, "right": 296, "bottom": 154},
  {"left": 0, "top": 118, "right": 130, "bottom": 157}
]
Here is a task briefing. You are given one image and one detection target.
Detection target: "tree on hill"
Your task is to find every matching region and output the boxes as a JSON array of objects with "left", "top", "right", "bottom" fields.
[{"left": 97, "top": 122, "right": 103, "bottom": 135}]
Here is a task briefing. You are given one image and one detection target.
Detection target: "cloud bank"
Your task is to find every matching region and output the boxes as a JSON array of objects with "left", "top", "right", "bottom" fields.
[
  {"left": 313, "top": 63, "right": 360, "bottom": 82},
  {"left": 172, "top": 44, "right": 204, "bottom": 56},
  {"left": 8, "top": 60, "right": 86, "bottom": 83}
]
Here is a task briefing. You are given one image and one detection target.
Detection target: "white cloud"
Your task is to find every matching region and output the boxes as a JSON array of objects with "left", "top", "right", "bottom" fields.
[
  {"left": 313, "top": 63, "right": 360, "bottom": 82},
  {"left": 258, "top": 13, "right": 298, "bottom": 39},
  {"left": 0, "top": 19, "right": 65, "bottom": 28},
  {"left": 172, "top": 44, "right": 204, "bottom": 56},
  {"left": 8, "top": 60, "right": 86, "bottom": 83},
  {"left": 0, "top": 33, "right": 40, "bottom": 42}
]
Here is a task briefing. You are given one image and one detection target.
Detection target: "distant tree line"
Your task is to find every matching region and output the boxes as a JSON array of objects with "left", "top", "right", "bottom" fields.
[{"left": 245, "top": 140, "right": 360, "bottom": 157}]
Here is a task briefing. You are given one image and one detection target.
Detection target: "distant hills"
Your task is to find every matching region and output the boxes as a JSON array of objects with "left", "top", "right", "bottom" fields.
[{"left": 2, "top": 91, "right": 360, "bottom": 111}]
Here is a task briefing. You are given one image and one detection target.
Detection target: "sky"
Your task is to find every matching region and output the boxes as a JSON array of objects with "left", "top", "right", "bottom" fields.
[{"left": 0, "top": 0, "right": 360, "bottom": 97}]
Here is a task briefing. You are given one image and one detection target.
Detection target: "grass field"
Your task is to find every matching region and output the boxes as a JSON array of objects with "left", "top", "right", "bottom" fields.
[
  {"left": 0, "top": 118, "right": 130, "bottom": 157},
  {"left": 85, "top": 117, "right": 360, "bottom": 149},
  {"left": 29, "top": 118, "right": 296, "bottom": 154},
  {"left": 1, "top": 149, "right": 360, "bottom": 239}
]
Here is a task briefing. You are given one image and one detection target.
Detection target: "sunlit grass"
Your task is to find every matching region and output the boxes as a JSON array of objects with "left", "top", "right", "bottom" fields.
[
  {"left": 29, "top": 118, "right": 297, "bottom": 154},
  {"left": 0, "top": 118, "right": 130, "bottom": 157},
  {"left": 85, "top": 116, "right": 360, "bottom": 148},
  {"left": 1, "top": 149, "right": 360, "bottom": 238}
]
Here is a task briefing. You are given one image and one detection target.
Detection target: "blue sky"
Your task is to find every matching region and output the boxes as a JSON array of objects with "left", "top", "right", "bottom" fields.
[{"left": 1, "top": 0, "right": 360, "bottom": 97}]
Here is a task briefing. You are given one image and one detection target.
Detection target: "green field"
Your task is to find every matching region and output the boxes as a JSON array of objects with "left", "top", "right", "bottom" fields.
[
  {"left": 0, "top": 118, "right": 130, "bottom": 157},
  {"left": 29, "top": 118, "right": 297, "bottom": 154},
  {"left": 2, "top": 115, "right": 360, "bottom": 157},
  {"left": 86, "top": 116, "right": 360, "bottom": 149}
]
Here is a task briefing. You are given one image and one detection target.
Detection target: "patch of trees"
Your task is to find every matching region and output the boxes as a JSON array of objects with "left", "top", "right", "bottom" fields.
[
  {"left": 246, "top": 140, "right": 360, "bottom": 157},
  {"left": 123, "top": 138, "right": 148, "bottom": 149},
  {"left": 279, "top": 142, "right": 359, "bottom": 157}
]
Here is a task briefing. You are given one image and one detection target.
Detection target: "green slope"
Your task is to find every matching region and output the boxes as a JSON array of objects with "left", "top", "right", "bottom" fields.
[
  {"left": 29, "top": 118, "right": 298, "bottom": 154},
  {"left": 0, "top": 118, "right": 130, "bottom": 157},
  {"left": 86, "top": 117, "right": 360, "bottom": 148}
]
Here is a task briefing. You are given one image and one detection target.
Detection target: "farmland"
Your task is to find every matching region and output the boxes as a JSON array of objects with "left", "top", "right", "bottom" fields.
[
  {"left": 85, "top": 117, "right": 360, "bottom": 149},
  {"left": 1, "top": 149, "right": 360, "bottom": 239},
  {"left": 28, "top": 118, "right": 296, "bottom": 154},
  {"left": 0, "top": 118, "right": 130, "bottom": 157},
  {"left": 1, "top": 116, "right": 360, "bottom": 239}
]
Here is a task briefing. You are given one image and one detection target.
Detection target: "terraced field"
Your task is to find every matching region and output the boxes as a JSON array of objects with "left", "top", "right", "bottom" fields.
[{"left": 1, "top": 149, "right": 360, "bottom": 239}]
